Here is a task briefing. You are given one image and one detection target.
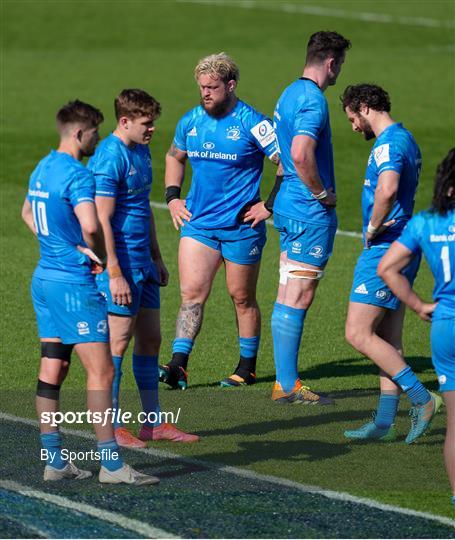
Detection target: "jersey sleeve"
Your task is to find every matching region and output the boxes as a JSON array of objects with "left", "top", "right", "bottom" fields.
[
  {"left": 173, "top": 114, "right": 191, "bottom": 152},
  {"left": 91, "top": 151, "right": 125, "bottom": 198},
  {"left": 293, "top": 94, "right": 325, "bottom": 141},
  {"left": 68, "top": 168, "right": 96, "bottom": 208},
  {"left": 373, "top": 141, "right": 404, "bottom": 176},
  {"left": 397, "top": 213, "right": 424, "bottom": 254},
  {"left": 249, "top": 112, "right": 278, "bottom": 159}
]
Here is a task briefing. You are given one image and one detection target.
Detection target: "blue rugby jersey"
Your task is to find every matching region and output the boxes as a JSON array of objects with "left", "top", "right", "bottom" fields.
[
  {"left": 398, "top": 209, "right": 455, "bottom": 320},
  {"left": 362, "top": 123, "right": 421, "bottom": 246},
  {"left": 88, "top": 133, "right": 153, "bottom": 269},
  {"left": 27, "top": 151, "right": 96, "bottom": 283},
  {"left": 173, "top": 99, "right": 278, "bottom": 229},
  {"left": 273, "top": 78, "right": 336, "bottom": 227}
]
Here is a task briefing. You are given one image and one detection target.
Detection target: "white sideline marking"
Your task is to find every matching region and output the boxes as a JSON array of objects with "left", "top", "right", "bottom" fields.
[
  {"left": 177, "top": 0, "right": 454, "bottom": 29},
  {"left": 0, "top": 478, "right": 180, "bottom": 539},
  {"left": 150, "top": 200, "right": 363, "bottom": 239},
  {"left": 2, "top": 412, "right": 454, "bottom": 529}
]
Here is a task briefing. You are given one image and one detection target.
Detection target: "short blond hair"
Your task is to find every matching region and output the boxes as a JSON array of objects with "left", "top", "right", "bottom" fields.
[{"left": 194, "top": 52, "right": 240, "bottom": 84}]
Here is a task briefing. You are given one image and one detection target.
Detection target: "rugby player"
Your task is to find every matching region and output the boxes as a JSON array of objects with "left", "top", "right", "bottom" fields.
[
  {"left": 271, "top": 31, "right": 350, "bottom": 404},
  {"left": 89, "top": 89, "right": 198, "bottom": 446},
  {"left": 22, "top": 100, "right": 158, "bottom": 484},
  {"left": 342, "top": 84, "right": 441, "bottom": 443},
  {"left": 160, "top": 53, "right": 280, "bottom": 390},
  {"left": 379, "top": 149, "right": 454, "bottom": 501}
]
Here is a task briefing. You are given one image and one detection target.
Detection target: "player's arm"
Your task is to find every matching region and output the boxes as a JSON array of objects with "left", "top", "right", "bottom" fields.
[
  {"left": 74, "top": 201, "right": 106, "bottom": 261},
  {"left": 291, "top": 135, "right": 336, "bottom": 207},
  {"left": 165, "top": 143, "right": 192, "bottom": 230},
  {"left": 378, "top": 241, "right": 436, "bottom": 321},
  {"left": 21, "top": 198, "right": 37, "bottom": 235},
  {"left": 365, "top": 170, "right": 399, "bottom": 248},
  {"left": 149, "top": 207, "right": 169, "bottom": 286},
  {"left": 95, "top": 195, "right": 132, "bottom": 305}
]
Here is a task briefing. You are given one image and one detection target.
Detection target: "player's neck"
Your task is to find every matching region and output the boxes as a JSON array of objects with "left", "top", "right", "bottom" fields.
[
  {"left": 57, "top": 141, "right": 83, "bottom": 161},
  {"left": 372, "top": 113, "right": 396, "bottom": 138},
  {"left": 113, "top": 127, "right": 136, "bottom": 149},
  {"left": 301, "top": 67, "right": 325, "bottom": 91}
]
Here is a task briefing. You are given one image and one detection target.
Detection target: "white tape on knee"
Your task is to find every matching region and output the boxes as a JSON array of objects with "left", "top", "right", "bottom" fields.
[
  {"left": 287, "top": 264, "right": 324, "bottom": 280},
  {"left": 279, "top": 261, "right": 288, "bottom": 285}
]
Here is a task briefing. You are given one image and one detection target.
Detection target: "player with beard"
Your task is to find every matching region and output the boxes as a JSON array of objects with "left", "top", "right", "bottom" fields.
[
  {"left": 342, "top": 84, "right": 441, "bottom": 443},
  {"left": 160, "top": 52, "right": 280, "bottom": 390}
]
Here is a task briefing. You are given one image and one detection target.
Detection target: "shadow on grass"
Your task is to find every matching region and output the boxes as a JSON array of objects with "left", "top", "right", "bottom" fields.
[
  {"left": 180, "top": 356, "right": 435, "bottom": 390},
  {"left": 195, "top": 408, "right": 370, "bottom": 438}
]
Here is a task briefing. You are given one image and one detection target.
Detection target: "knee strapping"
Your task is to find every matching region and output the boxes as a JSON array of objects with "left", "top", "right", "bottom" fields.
[
  {"left": 280, "top": 263, "right": 324, "bottom": 282},
  {"left": 36, "top": 379, "right": 61, "bottom": 400},
  {"left": 41, "top": 342, "right": 73, "bottom": 362}
]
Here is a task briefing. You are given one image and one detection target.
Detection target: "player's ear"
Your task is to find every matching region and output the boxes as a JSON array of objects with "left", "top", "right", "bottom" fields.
[
  {"left": 76, "top": 128, "right": 83, "bottom": 142},
  {"left": 227, "top": 80, "right": 236, "bottom": 93},
  {"left": 119, "top": 116, "right": 129, "bottom": 129}
]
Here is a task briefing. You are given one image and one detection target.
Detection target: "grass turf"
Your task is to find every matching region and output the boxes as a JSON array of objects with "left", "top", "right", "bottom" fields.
[{"left": 1, "top": 0, "right": 454, "bottom": 524}]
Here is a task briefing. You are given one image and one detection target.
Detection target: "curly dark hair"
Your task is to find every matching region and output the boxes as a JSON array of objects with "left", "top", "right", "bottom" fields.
[
  {"left": 432, "top": 148, "right": 455, "bottom": 215},
  {"left": 341, "top": 84, "right": 391, "bottom": 113},
  {"left": 56, "top": 100, "right": 103, "bottom": 129},
  {"left": 306, "top": 31, "right": 351, "bottom": 65},
  {"left": 115, "top": 89, "right": 161, "bottom": 121}
]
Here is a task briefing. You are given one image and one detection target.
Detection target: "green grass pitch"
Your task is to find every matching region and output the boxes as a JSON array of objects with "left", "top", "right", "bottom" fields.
[{"left": 1, "top": 0, "right": 455, "bottom": 527}]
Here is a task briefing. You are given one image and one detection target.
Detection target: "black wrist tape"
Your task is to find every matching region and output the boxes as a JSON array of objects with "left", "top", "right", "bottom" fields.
[
  {"left": 264, "top": 175, "right": 284, "bottom": 213},
  {"left": 165, "top": 186, "right": 181, "bottom": 204}
]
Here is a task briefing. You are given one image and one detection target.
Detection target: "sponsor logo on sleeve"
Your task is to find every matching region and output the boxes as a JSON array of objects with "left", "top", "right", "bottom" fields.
[
  {"left": 438, "top": 374, "right": 447, "bottom": 385},
  {"left": 373, "top": 144, "right": 390, "bottom": 167},
  {"left": 250, "top": 120, "right": 276, "bottom": 148}
]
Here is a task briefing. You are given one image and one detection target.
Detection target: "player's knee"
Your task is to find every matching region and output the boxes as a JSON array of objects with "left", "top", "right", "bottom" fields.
[
  {"left": 110, "top": 333, "right": 131, "bottom": 357},
  {"left": 230, "top": 290, "right": 257, "bottom": 309},
  {"left": 180, "top": 286, "right": 206, "bottom": 304},
  {"left": 134, "top": 332, "right": 162, "bottom": 356}
]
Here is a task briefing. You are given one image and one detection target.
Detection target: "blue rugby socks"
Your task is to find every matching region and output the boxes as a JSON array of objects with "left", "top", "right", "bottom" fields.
[
  {"left": 133, "top": 354, "right": 161, "bottom": 427},
  {"left": 238, "top": 335, "right": 260, "bottom": 374},
  {"left": 392, "top": 366, "right": 431, "bottom": 405},
  {"left": 271, "top": 302, "right": 306, "bottom": 393},
  {"left": 97, "top": 438, "right": 123, "bottom": 472},
  {"left": 374, "top": 392, "right": 400, "bottom": 429},
  {"left": 170, "top": 338, "right": 194, "bottom": 370},
  {"left": 111, "top": 355, "right": 124, "bottom": 428},
  {"left": 40, "top": 431, "right": 67, "bottom": 469}
]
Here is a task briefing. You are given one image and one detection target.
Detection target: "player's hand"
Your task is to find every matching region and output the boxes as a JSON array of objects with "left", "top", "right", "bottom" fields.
[
  {"left": 77, "top": 245, "right": 105, "bottom": 274},
  {"left": 243, "top": 201, "right": 271, "bottom": 228},
  {"left": 365, "top": 219, "right": 396, "bottom": 249},
  {"left": 168, "top": 199, "right": 192, "bottom": 230},
  {"left": 320, "top": 188, "right": 337, "bottom": 208},
  {"left": 415, "top": 301, "right": 437, "bottom": 322},
  {"left": 154, "top": 257, "right": 169, "bottom": 287},
  {"left": 109, "top": 275, "right": 132, "bottom": 306}
]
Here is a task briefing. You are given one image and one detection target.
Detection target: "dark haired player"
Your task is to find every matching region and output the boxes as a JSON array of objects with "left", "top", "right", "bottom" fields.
[
  {"left": 379, "top": 149, "right": 455, "bottom": 504},
  {"left": 341, "top": 84, "right": 441, "bottom": 443},
  {"left": 22, "top": 100, "right": 158, "bottom": 484},
  {"left": 271, "top": 31, "right": 351, "bottom": 404},
  {"left": 89, "top": 89, "right": 198, "bottom": 446}
]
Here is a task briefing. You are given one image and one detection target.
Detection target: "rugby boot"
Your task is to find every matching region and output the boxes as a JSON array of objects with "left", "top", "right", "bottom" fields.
[
  {"left": 405, "top": 391, "right": 443, "bottom": 444},
  {"left": 99, "top": 464, "right": 159, "bottom": 485},
  {"left": 344, "top": 414, "right": 396, "bottom": 441},
  {"left": 272, "top": 380, "right": 333, "bottom": 405},
  {"left": 159, "top": 364, "right": 188, "bottom": 390},
  {"left": 139, "top": 423, "right": 199, "bottom": 443},
  {"left": 44, "top": 461, "right": 92, "bottom": 481},
  {"left": 115, "top": 427, "right": 147, "bottom": 448}
]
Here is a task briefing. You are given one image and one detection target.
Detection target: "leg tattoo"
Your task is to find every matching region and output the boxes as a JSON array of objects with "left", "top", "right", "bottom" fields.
[{"left": 176, "top": 303, "right": 204, "bottom": 339}]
